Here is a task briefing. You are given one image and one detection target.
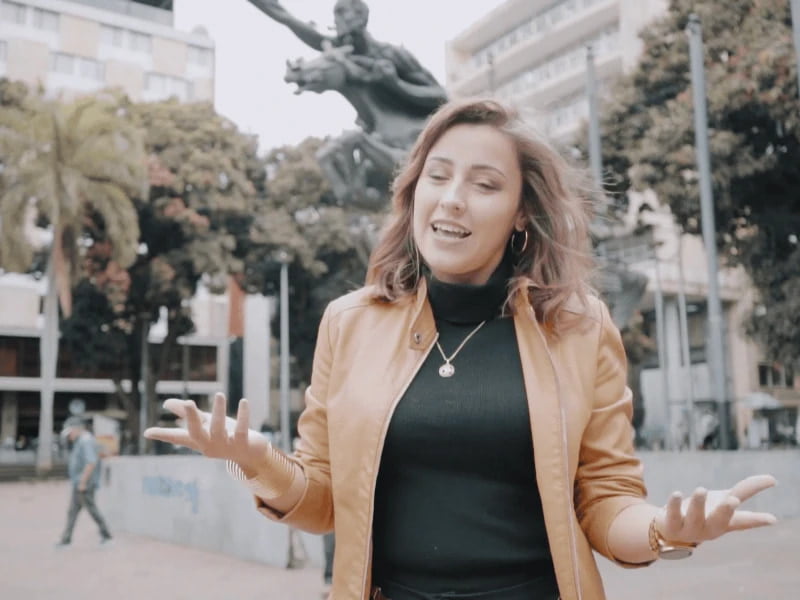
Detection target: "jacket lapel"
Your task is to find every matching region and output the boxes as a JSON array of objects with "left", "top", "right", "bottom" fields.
[{"left": 513, "top": 303, "right": 578, "bottom": 600}]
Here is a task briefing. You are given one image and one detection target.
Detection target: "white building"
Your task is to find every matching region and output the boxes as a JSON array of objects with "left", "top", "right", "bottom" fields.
[
  {"left": 0, "top": 0, "right": 214, "bottom": 103},
  {"left": 445, "top": 0, "right": 799, "bottom": 448}
]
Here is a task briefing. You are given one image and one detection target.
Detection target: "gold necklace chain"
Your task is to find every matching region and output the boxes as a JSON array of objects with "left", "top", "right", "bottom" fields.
[{"left": 434, "top": 320, "right": 486, "bottom": 378}]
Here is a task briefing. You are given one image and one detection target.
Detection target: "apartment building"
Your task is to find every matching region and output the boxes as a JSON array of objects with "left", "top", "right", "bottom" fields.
[
  {"left": 447, "top": 0, "right": 667, "bottom": 140},
  {"left": 0, "top": 0, "right": 226, "bottom": 452},
  {"left": 0, "top": 0, "right": 214, "bottom": 103},
  {"left": 445, "top": 0, "right": 799, "bottom": 448}
]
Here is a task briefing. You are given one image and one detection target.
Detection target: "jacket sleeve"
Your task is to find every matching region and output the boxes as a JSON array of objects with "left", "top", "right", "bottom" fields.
[
  {"left": 574, "top": 299, "right": 649, "bottom": 566},
  {"left": 254, "top": 304, "right": 335, "bottom": 534}
]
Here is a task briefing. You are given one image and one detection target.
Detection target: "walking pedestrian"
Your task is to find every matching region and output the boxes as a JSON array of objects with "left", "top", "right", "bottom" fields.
[
  {"left": 57, "top": 416, "right": 112, "bottom": 547},
  {"left": 145, "top": 97, "right": 776, "bottom": 600}
]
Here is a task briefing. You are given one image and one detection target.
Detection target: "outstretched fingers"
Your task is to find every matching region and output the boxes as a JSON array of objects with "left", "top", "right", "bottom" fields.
[
  {"left": 683, "top": 488, "right": 707, "bottom": 535},
  {"left": 234, "top": 398, "right": 250, "bottom": 446},
  {"left": 184, "top": 400, "right": 210, "bottom": 447},
  {"left": 727, "top": 509, "right": 778, "bottom": 531},
  {"left": 703, "top": 496, "right": 740, "bottom": 539},
  {"left": 142, "top": 425, "right": 199, "bottom": 451},
  {"left": 209, "top": 392, "right": 228, "bottom": 440},
  {"left": 661, "top": 491, "right": 684, "bottom": 537},
  {"left": 728, "top": 474, "right": 777, "bottom": 504}
]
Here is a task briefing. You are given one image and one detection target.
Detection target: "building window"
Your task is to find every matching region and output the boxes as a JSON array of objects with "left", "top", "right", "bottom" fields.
[
  {"left": 1, "top": 1, "right": 27, "bottom": 25},
  {"left": 758, "top": 362, "right": 796, "bottom": 388},
  {"left": 50, "top": 52, "right": 105, "bottom": 81},
  {"left": 188, "top": 45, "right": 213, "bottom": 67},
  {"left": 0, "top": 336, "right": 41, "bottom": 377},
  {"left": 100, "top": 24, "right": 125, "bottom": 48},
  {"left": 33, "top": 7, "right": 59, "bottom": 32},
  {"left": 129, "top": 31, "right": 152, "bottom": 53},
  {"left": 145, "top": 72, "right": 192, "bottom": 101},
  {"left": 51, "top": 52, "right": 74, "bottom": 75}
]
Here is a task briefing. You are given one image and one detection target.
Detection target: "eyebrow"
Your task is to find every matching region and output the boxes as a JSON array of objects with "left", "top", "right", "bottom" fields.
[{"left": 426, "top": 156, "right": 507, "bottom": 179}]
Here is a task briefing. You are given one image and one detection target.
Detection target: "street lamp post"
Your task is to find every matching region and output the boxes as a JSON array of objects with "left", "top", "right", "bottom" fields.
[
  {"left": 791, "top": 0, "right": 800, "bottom": 97},
  {"left": 586, "top": 45, "right": 604, "bottom": 205},
  {"left": 138, "top": 313, "right": 150, "bottom": 455},
  {"left": 687, "top": 14, "right": 732, "bottom": 449},
  {"left": 277, "top": 250, "right": 291, "bottom": 454},
  {"left": 276, "top": 249, "right": 307, "bottom": 568}
]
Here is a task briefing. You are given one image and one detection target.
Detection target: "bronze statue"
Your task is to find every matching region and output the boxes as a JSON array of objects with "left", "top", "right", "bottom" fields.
[{"left": 249, "top": 0, "right": 448, "bottom": 208}]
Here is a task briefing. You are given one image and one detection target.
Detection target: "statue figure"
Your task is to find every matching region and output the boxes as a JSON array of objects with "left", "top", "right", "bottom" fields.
[{"left": 248, "top": 0, "right": 448, "bottom": 208}]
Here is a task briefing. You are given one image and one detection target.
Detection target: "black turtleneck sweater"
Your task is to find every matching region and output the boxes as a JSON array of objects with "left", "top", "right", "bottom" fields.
[{"left": 371, "top": 260, "right": 556, "bottom": 594}]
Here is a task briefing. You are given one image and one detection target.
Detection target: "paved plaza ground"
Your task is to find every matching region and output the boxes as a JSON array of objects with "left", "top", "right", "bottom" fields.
[{"left": 1, "top": 480, "right": 796, "bottom": 599}]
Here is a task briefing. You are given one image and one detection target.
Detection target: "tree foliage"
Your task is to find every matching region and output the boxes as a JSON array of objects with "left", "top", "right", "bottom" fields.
[
  {"left": 0, "top": 81, "right": 146, "bottom": 276},
  {"left": 58, "top": 98, "right": 266, "bottom": 443},
  {"left": 598, "top": 0, "right": 799, "bottom": 361},
  {"left": 243, "top": 137, "right": 380, "bottom": 384}
]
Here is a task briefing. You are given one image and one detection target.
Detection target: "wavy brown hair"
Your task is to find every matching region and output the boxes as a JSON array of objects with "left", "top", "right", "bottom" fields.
[{"left": 366, "top": 97, "right": 596, "bottom": 334}]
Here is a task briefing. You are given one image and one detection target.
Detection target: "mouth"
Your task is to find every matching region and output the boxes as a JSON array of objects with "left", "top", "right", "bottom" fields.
[{"left": 431, "top": 222, "right": 471, "bottom": 239}]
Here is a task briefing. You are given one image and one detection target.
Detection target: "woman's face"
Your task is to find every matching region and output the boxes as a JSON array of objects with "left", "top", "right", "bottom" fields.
[{"left": 412, "top": 123, "right": 525, "bottom": 286}]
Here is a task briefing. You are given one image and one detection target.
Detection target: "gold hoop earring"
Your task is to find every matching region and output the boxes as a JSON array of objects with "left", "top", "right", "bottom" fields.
[{"left": 511, "top": 229, "right": 529, "bottom": 255}]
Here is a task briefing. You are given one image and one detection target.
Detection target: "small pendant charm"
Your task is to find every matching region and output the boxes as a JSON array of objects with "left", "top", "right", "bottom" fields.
[{"left": 438, "top": 363, "right": 455, "bottom": 378}]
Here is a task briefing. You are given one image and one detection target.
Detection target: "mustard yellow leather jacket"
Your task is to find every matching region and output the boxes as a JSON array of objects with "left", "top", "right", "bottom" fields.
[{"left": 257, "top": 281, "right": 648, "bottom": 599}]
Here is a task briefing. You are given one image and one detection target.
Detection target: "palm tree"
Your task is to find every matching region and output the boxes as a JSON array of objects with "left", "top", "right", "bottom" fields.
[{"left": 0, "top": 85, "right": 147, "bottom": 472}]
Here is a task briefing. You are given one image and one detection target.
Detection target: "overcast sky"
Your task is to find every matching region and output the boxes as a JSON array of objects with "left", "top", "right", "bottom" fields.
[{"left": 173, "top": 0, "right": 504, "bottom": 151}]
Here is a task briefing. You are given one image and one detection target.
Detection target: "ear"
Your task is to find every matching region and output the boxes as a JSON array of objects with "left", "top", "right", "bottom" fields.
[{"left": 513, "top": 212, "right": 527, "bottom": 233}]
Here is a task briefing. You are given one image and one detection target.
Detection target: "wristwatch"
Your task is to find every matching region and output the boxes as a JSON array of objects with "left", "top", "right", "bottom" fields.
[{"left": 648, "top": 517, "right": 698, "bottom": 560}]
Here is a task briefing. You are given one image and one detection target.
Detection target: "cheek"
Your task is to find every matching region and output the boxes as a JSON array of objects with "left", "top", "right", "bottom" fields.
[{"left": 411, "top": 189, "right": 430, "bottom": 239}]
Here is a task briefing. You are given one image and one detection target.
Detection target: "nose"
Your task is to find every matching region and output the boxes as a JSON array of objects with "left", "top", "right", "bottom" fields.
[{"left": 439, "top": 179, "right": 465, "bottom": 213}]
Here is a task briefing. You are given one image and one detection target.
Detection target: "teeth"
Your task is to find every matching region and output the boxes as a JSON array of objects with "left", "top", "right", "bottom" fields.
[{"left": 433, "top": 224, "right": 469, "bottom": 237}]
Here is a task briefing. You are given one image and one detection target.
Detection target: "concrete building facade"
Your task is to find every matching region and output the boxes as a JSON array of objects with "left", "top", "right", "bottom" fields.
[
  {"left": 445, "top": 0, "right": 799, "bottom": 449},
  {"left": 0, "top": 0, "right": 214, "bottom": 103}
]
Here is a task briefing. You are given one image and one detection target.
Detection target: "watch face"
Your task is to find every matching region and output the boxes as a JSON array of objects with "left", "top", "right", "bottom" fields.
[{"left": 660, "top": 546, "right": 694, "bottom": 560}]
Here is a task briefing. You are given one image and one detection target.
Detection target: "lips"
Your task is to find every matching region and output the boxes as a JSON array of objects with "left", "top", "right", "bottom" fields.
[{"left": 431, "top": 222, "right": 471, "bottom": 239}]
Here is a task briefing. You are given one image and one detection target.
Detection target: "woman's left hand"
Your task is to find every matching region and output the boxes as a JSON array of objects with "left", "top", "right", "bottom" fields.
[{"left": 654, "top": 474, "right": 778, "bottom": 545}]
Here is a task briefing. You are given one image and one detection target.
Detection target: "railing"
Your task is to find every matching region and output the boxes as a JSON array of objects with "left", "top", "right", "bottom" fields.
[{"left": 67, "top": 0, "right": 173, "bottom": 26}]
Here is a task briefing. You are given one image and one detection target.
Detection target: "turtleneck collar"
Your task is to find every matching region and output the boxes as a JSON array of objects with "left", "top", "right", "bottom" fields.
[{"left": 426, "top": 254, "right": 513, "bottom": 325}]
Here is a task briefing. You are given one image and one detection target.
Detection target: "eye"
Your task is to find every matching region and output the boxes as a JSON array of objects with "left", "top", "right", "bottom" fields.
[
  {"left": 475, "top": 180, "right": 499, "bottom": 192},
  {"left": 424, "top": 168, "right": 449, "bottom": 183}
]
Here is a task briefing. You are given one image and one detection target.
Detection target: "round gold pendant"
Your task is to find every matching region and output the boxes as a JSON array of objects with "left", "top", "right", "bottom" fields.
[{"left": 438, "top": 363, "right": 455, "bottom": 378}]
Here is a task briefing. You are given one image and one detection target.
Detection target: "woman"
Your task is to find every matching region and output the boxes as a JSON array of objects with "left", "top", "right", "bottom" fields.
[{"left": 145, "top": 98, "right": 776, "bottom": 600}]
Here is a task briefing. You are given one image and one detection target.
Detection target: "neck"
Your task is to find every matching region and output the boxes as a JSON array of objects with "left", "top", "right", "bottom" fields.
[{"left": 427, "top": 255, "right": 512, "bottom": 325}]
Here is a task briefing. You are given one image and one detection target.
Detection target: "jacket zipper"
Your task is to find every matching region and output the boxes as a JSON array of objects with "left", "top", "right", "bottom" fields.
[
  {"left": 360, "top": 333, "right": 439, "bottom": 599},
  {"left": 530, "top": 308, "right": 583, "bottom": 600}
]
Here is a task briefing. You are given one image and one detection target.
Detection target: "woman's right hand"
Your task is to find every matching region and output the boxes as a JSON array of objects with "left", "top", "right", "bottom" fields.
[{"left": 144, "top": 392, "right": 271, "bottom": 476}]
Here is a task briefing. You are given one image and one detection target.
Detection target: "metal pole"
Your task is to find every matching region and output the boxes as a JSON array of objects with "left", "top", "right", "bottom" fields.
[
  {"left": 278, "top": 252, "right": 306, "bottom": 568},
  {"left": 182, "top": 337, "right": 190, "bottom": 400},
  {"left": 279, "top": 255, "right": 291, "bottom": 454},
  {"left": 675, "top": 233, "right": 696, "bottom": 449},
  {"left": 138, "top": 316, "right": 149, "bottom": 455},
  {"left": 687, "top": 14, "right": 731, "bottom": 449},
  {"left": 653, "top": 254, "right": 671, "bottom": 449},
  {"left": 586, "top": 45, "right": 604, "bottom": 200},
  {"left": 791, "top": 0, "right": 800, "bottom": 97}
]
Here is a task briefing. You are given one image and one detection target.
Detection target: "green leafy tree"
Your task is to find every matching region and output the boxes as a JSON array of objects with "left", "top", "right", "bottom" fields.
[
  {"left": 597, "top": 0, "right": 799, "bottom": 362},
  {"left": 0, "top": 81, "right": 146, "bottom": 469},
  {"left": 243, "top": 137, "right": 380, "bottom": 386},
  {"left": 59, "top": 99, "right": 266, "bottom": 450}
]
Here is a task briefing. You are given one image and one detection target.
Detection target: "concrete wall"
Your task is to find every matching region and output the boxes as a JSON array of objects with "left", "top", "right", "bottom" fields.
[
  {"left": 101, "top": 451, "right": 797, "bottom": 567},
  {"left": 101, "top": 455, "right": 324, "bottom": 567}
]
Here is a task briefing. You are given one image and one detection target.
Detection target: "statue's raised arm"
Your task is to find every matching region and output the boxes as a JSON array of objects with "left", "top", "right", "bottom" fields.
[{"left": 247, "top": 0, "right": 329, "bottom": 51}]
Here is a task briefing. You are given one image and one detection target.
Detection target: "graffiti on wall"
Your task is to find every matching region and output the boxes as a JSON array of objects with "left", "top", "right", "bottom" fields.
[{"left": 142, "top": 475, "right": 199, "bottom": 514}]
